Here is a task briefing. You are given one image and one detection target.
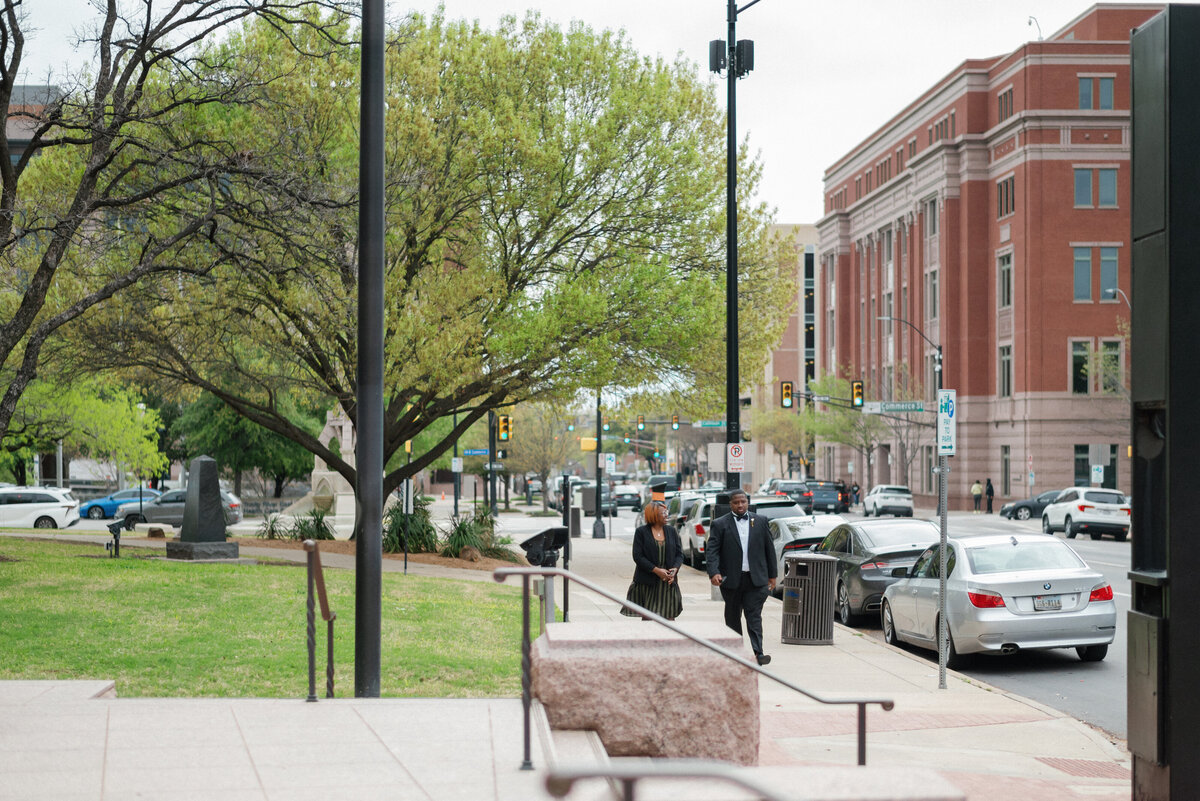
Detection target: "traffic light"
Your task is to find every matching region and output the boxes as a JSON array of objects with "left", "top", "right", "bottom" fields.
[
  {"left": 781, "top": 381, "right": 793, "bottom": 408},
  {"left": 851, "top": 380, "right": 864, "bottom": 408},
  {"left": 671, "top": 414, "right": 679, "bottom": 430},
  {"left": 567, "top": 423, "right": 575, "bottom": 432},
  {"left": 624, "top": 435, "right": 631, "bottom": 444},
  {"left": 637, "top": 415, "right": 645, "bottom": 431},
  {"left": 498, "top": 415, "right": 511, "bottom": 440},
  {"left": 602, "top": 419, "right": 610, "bottom": 431}
]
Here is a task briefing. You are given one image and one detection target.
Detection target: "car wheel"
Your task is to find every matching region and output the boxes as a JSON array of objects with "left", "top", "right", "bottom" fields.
[
  {"left": 836, "top": 582, "right": 856, "bottom": 626},
  {"left": 945, "top": 631, "right": 965, "bottom": 670},
  {"left": 86, "top": 506, "right": 106, "bottom": 520},
  {"left": 1042, "top": 516, "right": 1053, "bottom": 535},
  {"left": 1065, "top": 517, "right": 1077, "bottom": 539},
  {"left": 1015, "top": 507, "right": 1031, "bottom": 521},
  {"left": 1076, "top": 644, "right": 1108, "bottom": 662},
  {"left": 881, "top": 601, "right": 899, "bottom": 646},
  {"left": 33, "top": 516, "right": 57, "bottom": 529},
  {"left": 124, "top": 514, "right": 145, "bottom": 530}
]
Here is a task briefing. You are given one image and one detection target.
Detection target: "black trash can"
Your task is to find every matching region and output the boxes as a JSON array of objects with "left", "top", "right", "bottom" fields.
[{"left": 781, "top": 552, "right": 837, "bottom": 645}]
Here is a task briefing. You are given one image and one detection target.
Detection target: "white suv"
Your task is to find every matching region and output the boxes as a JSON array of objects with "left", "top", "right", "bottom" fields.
[
  {"left": 1042, "top": 487, "right": 1130, "bottom": 541},
  {"left": 0, "top": 486, "right": 80, "bottom": 529},
  {"left": 863, "top": 485, "right": 914, "bottom": 517}
]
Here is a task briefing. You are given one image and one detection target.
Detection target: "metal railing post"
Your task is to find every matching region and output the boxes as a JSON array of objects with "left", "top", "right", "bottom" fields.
[
  {"left": 306, "top": 548, "right": 317, "bottom": 703},
  {"left": 327, "top": 617, "right": 336, "bottom": 699},
  {"left": 857, "top": 703, "right": 867, "bottom": 765},
  {"left": 521, "top": 573, "right": 533, "bottom": 770}
]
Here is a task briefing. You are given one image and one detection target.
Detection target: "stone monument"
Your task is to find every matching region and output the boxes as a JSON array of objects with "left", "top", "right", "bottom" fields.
[
  {"left": 307, "top": 407, "right": 358, "bottom": 536},
  {"left": 166, "top": 455, "right": 239, "bottom": 560}
]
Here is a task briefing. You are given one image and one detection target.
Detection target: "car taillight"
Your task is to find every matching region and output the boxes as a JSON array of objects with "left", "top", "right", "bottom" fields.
[
  {"left": 1077, "top": 504, "right": 1094, "bottom": 513},
  {"left": 1089, "top": 584, "right": 1114, "bottom": 602},
  {"left": 968, "top": 590, "right": 1006, "bottom": 608},
  {"left": 1123, "top": 508, "right": 1131, "bottom": 516},
  {"left": 803, "top": 491, "right": 813, "bottom": 498},
  {"left": 860, "top": 561, "right": 889, "bottom": 572},
  {"left": 695, "top": 523, "right": 705, "bottom": 536}
]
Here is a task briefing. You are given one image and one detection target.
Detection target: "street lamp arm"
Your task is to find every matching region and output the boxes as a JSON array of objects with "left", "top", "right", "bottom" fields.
[
  {"left": 738, "top": 0, "right": 766, "bottom": 13},
  {"left": 876, "top": 315, "right": 938, "bottom": 352}
]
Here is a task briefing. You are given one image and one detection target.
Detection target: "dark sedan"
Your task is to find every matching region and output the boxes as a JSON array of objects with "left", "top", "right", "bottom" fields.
[
  {"left": 999, "top": 490, "right": 1062, "bottom": 521},
  {"left": 811, "top": 518, "right": 941, "bottom": 625}
]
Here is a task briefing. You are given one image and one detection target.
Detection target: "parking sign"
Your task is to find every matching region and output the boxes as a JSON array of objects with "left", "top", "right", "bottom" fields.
[
  {"left": 937, "top": 390, "right": 956, "bottom": 456},
  {"left": 726, "top": 443, "right": 746, "bottom": 472}
]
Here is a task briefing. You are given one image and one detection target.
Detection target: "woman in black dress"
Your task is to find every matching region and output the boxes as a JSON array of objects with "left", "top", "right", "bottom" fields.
[{"left": 621, "top": 500, "right": 684, "bottom": 620}]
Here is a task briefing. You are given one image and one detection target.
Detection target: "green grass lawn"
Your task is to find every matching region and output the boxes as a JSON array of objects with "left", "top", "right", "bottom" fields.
[{"left": 0, "top": 537, "right": 524, "bottom": 698}]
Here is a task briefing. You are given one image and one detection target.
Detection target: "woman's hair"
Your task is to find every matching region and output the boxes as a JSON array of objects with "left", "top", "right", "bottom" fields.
[{"left": 643, "top": 501, "right": 667, "bottom": 526}]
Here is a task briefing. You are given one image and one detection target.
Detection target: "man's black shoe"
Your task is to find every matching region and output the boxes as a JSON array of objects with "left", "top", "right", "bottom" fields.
[{"left": 756, "top": 653, "right": 771, "bottom": 666}]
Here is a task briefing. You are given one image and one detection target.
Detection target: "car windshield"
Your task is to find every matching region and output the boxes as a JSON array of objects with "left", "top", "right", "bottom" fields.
[
  {"left": 773, "top": 517, "right": 816, "bottom": 537},
  {"left": 860, "top": 522, "right": 937, "bottom": 547},
  {"left": 1084, "top": 491, "right": 1125, "bottom": 504},
  {"left": 964, "top": 540, "right": 1086, "bottom": 574}
]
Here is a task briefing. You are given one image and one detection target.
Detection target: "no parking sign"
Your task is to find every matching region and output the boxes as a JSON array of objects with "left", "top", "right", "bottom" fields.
[{"left": 726, "top": 443, "right": 746, "bottom": 472}]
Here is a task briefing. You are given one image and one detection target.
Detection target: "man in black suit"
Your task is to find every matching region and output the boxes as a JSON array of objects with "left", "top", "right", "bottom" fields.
[{"left": 707, "top": 489, "right": 777, "bottom": 665}]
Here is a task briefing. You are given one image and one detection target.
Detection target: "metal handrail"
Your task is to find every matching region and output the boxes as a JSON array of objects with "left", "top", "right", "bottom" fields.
[
  {"left": 493, "top": 566, "right": 893, "bottom": 770},
  {"left": 546, "top": 760, "right": 790, "bottom": 801},
  {"left": 303, "top": 540, "right": 336, "bottom": 701}
]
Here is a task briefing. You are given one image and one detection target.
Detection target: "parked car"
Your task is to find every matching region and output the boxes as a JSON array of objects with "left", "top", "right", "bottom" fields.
[
  {"left": 679, "top": 495, "right": 805, "bottom": 569},
  {"left": 78, "top": 487, "right": 162, "bottom": 520},
  {"left": 117, "top": 488, "right": 243, "bottom": 529},
  {"left": 1041, "top": 487, "right": 1130, "bottom": 541},
  {"left": 811, "top": 518, "right": 941, "bottom": 625},
  {"left": 770, "top": 514, "right": 847, "bottom": 596},
  {"left": 862, "top": 485, "right": 914, "bottom": 517},
  {"left": 881, "top": 533, "right": 1116, "bottom": 667},
  {"left": 766, "top": 480, "right": 814, "bottom": 513},
  {"left": 807, "top": 480, "right": 850, "bottom": 514},
  {"left": 0, "top": 486, "right": 80, "bottom": 529},
  {"left": 612, "top": 483, "right": 642, "bottom": 508},
  {"left": 999, "top": 490, "right": 1062, "bottom": 521}
]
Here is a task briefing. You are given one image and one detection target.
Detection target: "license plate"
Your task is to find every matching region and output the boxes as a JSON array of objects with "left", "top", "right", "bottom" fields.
[{"left": 1033, "top": 594, "right": 1062, "bottom": 611}]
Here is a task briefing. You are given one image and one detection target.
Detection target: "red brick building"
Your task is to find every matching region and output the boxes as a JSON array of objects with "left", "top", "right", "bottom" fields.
[{"left": 815, "top": 4, "right": 1160, "bottom": 509}]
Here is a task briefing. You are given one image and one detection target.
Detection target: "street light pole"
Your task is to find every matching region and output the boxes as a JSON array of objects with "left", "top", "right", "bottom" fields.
[
  {"left": 594, "top": 391, "right": 605, "bottom": 538},
  {"left": 1105, "top": 287, "right": 1131, "bottom": 308},
  {"left": 879, "top": 314, "right": 949, "bottom": 689}
]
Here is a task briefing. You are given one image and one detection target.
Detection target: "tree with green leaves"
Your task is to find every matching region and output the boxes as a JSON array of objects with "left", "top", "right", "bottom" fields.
[
  {"left": 70, "top": 11, "right": 797, "bottom": 515},
  {"left": 0, "top": 0, "right": 351, "bottom": 444},
  {"left": 809, "top": 373, "right": 889, "bottom": 489},
  {"left": 749, "top": 407, "right": 813, "bottom": 479},
  {"left": 501, "top": 401, "right": 576, "bottom": 511}
]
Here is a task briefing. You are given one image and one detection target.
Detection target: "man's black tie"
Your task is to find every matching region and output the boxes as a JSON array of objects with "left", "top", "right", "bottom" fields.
[{"left": 735, "top": 515, "right": 748, "bottom": 522}]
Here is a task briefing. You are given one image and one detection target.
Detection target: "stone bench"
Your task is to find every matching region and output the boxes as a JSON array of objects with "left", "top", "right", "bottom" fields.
[{"left": 531, "top": 621, "right": 759, "bottom": 765}]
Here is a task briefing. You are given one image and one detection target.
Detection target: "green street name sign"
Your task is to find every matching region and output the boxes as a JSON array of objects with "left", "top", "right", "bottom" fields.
[{"left": 880, "top": 401, "right": 925, "bottom": 413}]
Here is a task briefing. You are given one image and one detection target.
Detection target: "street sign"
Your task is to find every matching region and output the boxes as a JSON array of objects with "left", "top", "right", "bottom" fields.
[
  {"left": 812, "top": 394, "right": 831, "bottom": 402},
  {"left": 862, "top": 401, "right": 882, "bottom": 414},
  {"left": 937, "top": 389, "right": 957, "bottom": 456},
  {"left": 1029, "top": 470, "right": 1035, "bottom": 485},
  {"left": 726, "top": 443, "right": 746, "bottom": 472},
  {"left": 463, "top": 448, "right": 488, "bottom": 456},
  {"left": 880, "top": 401, "right": 925, "bottom": 413},
  {"left": 604, "top": 453, "right": 616, "bottom": 473},
  {"left": 1091, "top": 464, "right": 1105, "bottom": 484},
  {"left": 485, "top": 462, "right": 505, "bottom": 471},
  {"left": 695, "top": 420, "right": 726, "bottom": 428},
  {"left": 451, "top": 457, "right": 463, "bottom": 473}
]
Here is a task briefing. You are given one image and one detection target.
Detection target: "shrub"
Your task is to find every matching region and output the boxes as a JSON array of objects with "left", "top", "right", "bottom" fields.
[
  {"left": 383, "top": 496, "right": 438, "bottom": 554},
  {"left": 441, "top": 513, "right": 522, "bottom": 563},
  {"left": 256, "top": 514, "right": 289, "bottom": 540},
  {"left": 440, "top": 515, "right": 484, "bottom": 559},
  {"left": 291, "top": 509, "right": 334, "bottom": 541}
]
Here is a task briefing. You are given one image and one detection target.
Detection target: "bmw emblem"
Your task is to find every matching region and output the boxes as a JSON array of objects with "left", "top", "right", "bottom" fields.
[{"left": 1043, "top": 583, "right": 1052, "bottom": 590}]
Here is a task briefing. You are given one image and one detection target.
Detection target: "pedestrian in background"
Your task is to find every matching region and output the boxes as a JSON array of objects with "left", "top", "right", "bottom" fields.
[
  {"left": 985, "top": 478, "right": 995, "bottom": 514},
  {"left": 621, "top": 501, "right": 683, "bottom": 620},
  {"left": 850, "top": 481, "right": 860, "bottom": 509},
  {"left": 707, "top": 489, "right": 777, "bottom": 665},
  {"left": 970, "top": 479, "right": 984, "bottom": 513}
]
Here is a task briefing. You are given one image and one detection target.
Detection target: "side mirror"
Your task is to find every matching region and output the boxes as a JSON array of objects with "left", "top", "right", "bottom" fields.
[{"left": 891, "top": 566, "right": 910, "bottom": 578}]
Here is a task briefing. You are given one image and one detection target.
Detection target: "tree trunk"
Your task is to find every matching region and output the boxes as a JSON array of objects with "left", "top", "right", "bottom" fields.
[
  {"left": 273, "top": 474, "right": 285, "bottom": 498},
  {"left": 234, "top": 470, "right": 243, "bottom": 496},
  {"left": 13, "top": 458, "right": 26, "bottom": 486}
]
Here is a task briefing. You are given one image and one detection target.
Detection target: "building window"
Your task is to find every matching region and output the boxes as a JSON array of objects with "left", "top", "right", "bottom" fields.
[
  {"left": 827, "top": 309, "right": 835, "bottom": 348},
  {"left": 925, "top": 199, "right": 938, "bottom": 235},
  {"left": 1074, "top": 169, "right": 1092, "bottom": 207},
  {"left": 1078, "top": 77, "right": 1093, "bottom": 109},
  {"left": 926, "top": 270, "right": 939, "bottom": 320},
  {"left": 1098, "top": 168, "right": 1117, "bottom": 207},
  {"left": 998, "top": 88, "right": 1014, "bottom": 121},
  {"left": 908, "top": 139, "right": 916, "bottom": 159},
  {"left": 1079, "top": 76, "right": 1116, "bottom": 110},
  {"left": 1099, "top": 247, "right": 1118, "bottom": 300},
  {"left": 997, "top": 176, "right": 1015, "bottom": 218},
  {"left": 1074, "top": 444, "right": 1090, "bottom": 484},
  {"left": 855, "top": 176, "right": 862, "bottom": 199},
  {"left": 999, "top": 345, "right": 1013, "bottom": 398},
  {"left": 1071, "top": 341, "right": 1090, "bottom": 394},
  {"left": 883, "top": 292, "right": 893, "bottom": 336},
  {"left": 1073, "top": 247, "right": 1092, "bottom": 301},
  {"left": 1099, "top": 77, "right": 1114, "bottom": 110},
  {"left": 998, "top": 253, "right": 1013, "bottom": 309},
  {"left": 1100, "top": 339, "right": 1122, "bottom": 394},
  {"left": 1001, "top": 445, "right": 1011, "bottom": 496}
]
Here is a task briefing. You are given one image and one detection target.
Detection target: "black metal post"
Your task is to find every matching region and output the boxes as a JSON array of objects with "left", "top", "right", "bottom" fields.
[
  {"left": 327, "top": 617, "right": 335, "bottom": 699},
  {"left": 593, "top": 391, "right": 605, "bottom": 538},
  {"left": 857, "top": 703, "right": 867, "bottom": 765},
  {"left": 520, "top": 574, "right": 533, "bottom": 770},
  {"left": 489, "top": 410, "right": 498, "bottom": 517},
  {"left": 354, "top": 0, "right": 385, "bottom": 698},
  {"left": 306, "top": 548, "right": 317, "bottom": 702},
  {"left": 724, "top": 0, "right": 740, "bottom": 491},
  {"left": 453, "top": 412, "right": 460, "bottom": 518}
]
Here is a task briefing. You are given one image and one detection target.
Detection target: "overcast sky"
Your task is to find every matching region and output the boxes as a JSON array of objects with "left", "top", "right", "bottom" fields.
[{"left": 20, "top": 1, "right": 1177, "bottom": 222}]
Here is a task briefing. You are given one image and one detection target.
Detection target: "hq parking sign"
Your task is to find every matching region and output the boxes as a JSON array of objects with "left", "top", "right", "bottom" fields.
[{"left": 937, "top": 389, "right": 956, "bottom": 456}]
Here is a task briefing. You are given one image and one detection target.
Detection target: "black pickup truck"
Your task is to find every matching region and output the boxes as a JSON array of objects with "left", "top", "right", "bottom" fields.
[{"left": 806, "top": 480, "right": 850, "bottom": 514}]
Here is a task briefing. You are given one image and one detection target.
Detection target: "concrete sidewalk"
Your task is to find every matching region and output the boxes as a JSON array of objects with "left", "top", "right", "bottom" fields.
[{"left": 0, "top": 518, "right": 1131, "bottom": 800}]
